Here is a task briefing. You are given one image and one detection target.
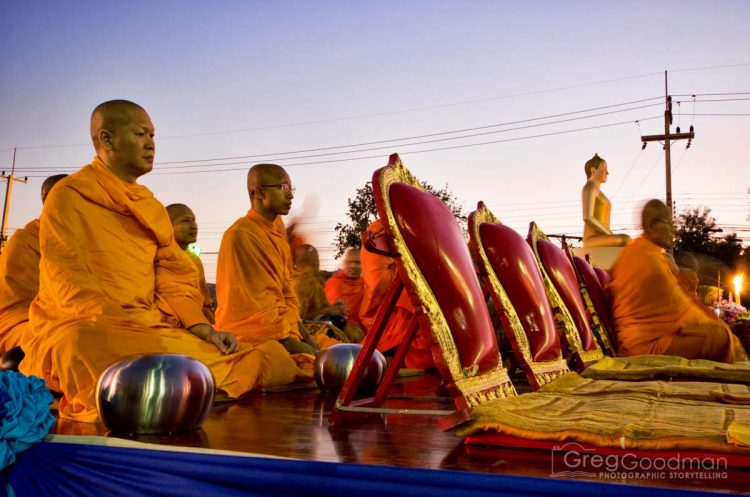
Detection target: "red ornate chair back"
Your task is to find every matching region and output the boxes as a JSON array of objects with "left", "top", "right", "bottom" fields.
[
  {"left": 569, "top": 253, "right": 617, "bottom": 354},
  {"left": 468, "top": 202, "right": 568, "bottom": 389},
  {"left": 594, "top": 267, "right": 610, "bottom": 289},
  {"left": 527, "top": 223, "right": 604, "bottom": 368},
  {"left": 373, "top": 155, "right": 515, "bottom": 409}
]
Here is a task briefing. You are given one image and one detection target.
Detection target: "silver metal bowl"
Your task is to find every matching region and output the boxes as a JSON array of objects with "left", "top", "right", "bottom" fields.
[
  {"left": 313, "top": 343, "right": 386, "bottom": 394},
  {"left": 96, "top": 354, "right": 215, "bottom": 435}
]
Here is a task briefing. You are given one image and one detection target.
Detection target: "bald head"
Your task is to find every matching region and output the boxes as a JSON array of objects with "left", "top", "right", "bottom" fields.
[
  {"left": 90, "top": 100, "right": 146, "bottom": 151},
  {"left": 166, "top": 203, "right": 198, "bottom": 249},
  {"left": 342, "top": 247, "right": 362, "bottom": 279},
  {"left": 41, "top": 174, "right": 67, "bottom": 204},
  {"left": 247, "top": 163, "right": 288, "bottom": 199},
  {"left": 166, "top": 203, "right": 191, "bottom": 220},
  {"left": 294, "top": 243, "right": 320, "bottom": 272},
  {"left": 247, "top": 163, "right": 294, "bottom": 221},
  {"left": 641, "top": 199, "right": 674, "bottom": 249}
]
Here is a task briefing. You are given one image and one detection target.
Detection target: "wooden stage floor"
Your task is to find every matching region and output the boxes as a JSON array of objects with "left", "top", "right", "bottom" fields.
[{"left": 51, "top": 372, "right": 749, "bottom": 494}]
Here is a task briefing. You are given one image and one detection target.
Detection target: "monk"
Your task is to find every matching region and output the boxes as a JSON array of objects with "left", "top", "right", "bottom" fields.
[
  {"left": 20, "top": 100, "right": 308, "bottom": 422},
  {"left": 166, "top": 203, "right": 215, "bottom": 324},
  {"left": 359, "top": 220, "right": 435, "bottom": 369},
  {"left": 293, "top": 244, "right": 346, "bottom": 324},
  {"left": 0, "top": 174, "right": 67, "bottom": 355},
  {"left": 609, "top": 199, "right": 747, "bottom": 362},
  {"left": 215, "top": 163, "right": 320, "bottom": 356},
  {"left": 325, "top": 248, "right": 365, "bottom": 332}
]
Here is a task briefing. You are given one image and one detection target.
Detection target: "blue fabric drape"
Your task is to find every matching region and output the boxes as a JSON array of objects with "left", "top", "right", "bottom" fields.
[{"left": 4, "top": 441, "right": 714, "bottom": 497}]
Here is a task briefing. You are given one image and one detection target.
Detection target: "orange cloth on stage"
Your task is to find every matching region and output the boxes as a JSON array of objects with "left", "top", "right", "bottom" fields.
[
  {"left": 188, "top": 251, "right": 215, "bottom": 324},
  {"left": 215, "top": 209, "right": 303, "bottom": 345},
  {"left": 20, "top": 157, "right": 308, "bottom": 423},
  {"left": 609, "top": 236, "right": 745, "bottom": 363},
  {"left": 0, "top": 219, "right": 40, "bottom": 353},
  {"left": 325, "top": 270, "right": 364, "bottom": 326},
  {"left": 359, "top": 220, "right": 434, "bottom": 369},
  {"left": 294, "top": 270, "right": 329, "bottom": 320}
]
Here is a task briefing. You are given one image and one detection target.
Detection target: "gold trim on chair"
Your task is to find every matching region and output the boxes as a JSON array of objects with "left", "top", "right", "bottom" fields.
[
  {"left": 470, "top": 203, "right": 569, "bottom": 389},
  {"left": 563, "top": 245, "right": 616, "bottom": 356},
  {"left": 375, "top": 154, "right": 516, "bottom": 405},
  {"left": 527, "top": 222, "right": 604, "bottom": 369}
]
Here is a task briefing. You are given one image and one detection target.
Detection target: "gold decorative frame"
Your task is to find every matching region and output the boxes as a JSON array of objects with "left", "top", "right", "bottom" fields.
[
  {"left": 527, "top": 222, "right": 604, "bottom": 368},
  {"left": 469, "top": 202, "right": 569, "bottom": 389},
  {"left": 563, "top": 245, "right": 617, "bottom": 356},
  {"left": 374, "top": 154, "right": 516, "bottom": 406}
]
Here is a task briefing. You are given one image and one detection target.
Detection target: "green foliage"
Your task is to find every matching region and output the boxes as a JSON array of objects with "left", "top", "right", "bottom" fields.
[
  {"left": 673, "top": 207, "right": 744, "bottom": 283},
  {"left": 333, "top": 181, "right": 467, "bottom": 258}
]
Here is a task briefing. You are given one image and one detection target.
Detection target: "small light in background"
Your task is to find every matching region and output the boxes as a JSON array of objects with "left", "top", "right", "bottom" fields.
[
  {"left": 188, "top": 244, "right": 202, "bottom": 257},
  {"left": 733, "top": 274, "right": 743, "bottom": 306}
]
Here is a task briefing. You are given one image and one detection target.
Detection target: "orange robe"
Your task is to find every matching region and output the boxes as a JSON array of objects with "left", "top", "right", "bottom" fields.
[
  {"left": 294, "top": 270, "right": 329, "bottom": 320},
  {"left": 324, "top": 271, "right": 364, "bottom": 326},
  {"left": 215, "top": 210, "right": 303, "bottom": 345},
  {"left": 610, "top": 236, "right": 744, "bottom": 362},
  {"left": 359, "top": 220, "right": 435, "bottom": 369},
  {"left": 188, "top": 251, "right": 215, "bottom": 324},
  {"left": 0, "top": 218, "right": 40, "bottom": 353},
  {"left": 20, "top": 157, "right": 307, "bottom": 422}
]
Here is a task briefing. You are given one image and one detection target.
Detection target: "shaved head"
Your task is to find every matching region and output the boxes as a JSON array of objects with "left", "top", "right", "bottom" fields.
[
  {"left": 41, "top": 174, "right": 68, "bottom": 204},
  {"left": 90, "top": 100, "right": 146, "bottom": 151},
  {"left": 166, "top": 203, "right": 192, "bottom": 221},
  {"left": 247, "top": 163, "right": 288, "bottom": 199},
  {"left": 342, "top": 247, "right": 362, "bottom": 279},
  {"left": 641, "top": 199, "right": 669, "bottom": 229},
  {"left": 294, "top": 243, "right": 319, "bottom": 271},
  {"left": 641, "top": 198, "right": 674, "bottom": 249}
]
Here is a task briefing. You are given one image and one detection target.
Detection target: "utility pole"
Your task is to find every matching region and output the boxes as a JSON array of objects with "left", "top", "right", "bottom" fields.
[
  {"left": 0, "top": 148, "right": 28, "bottom": 252},
  {"left": 640, "top": 71, "right": 695, "bottom": 217}
]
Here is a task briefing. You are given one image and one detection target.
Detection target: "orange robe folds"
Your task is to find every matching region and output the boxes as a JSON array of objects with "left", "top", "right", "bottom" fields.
[
  {"left": 610, "top": 236, "right": 745, "bottom": 362},
  {"left": 294, "top": 270, "right": 330, "bottom": 320},
  {"left": 188, "top": 251, "right": 215, "bottom": 324},
  {"left": 215, "top": 210, "right": 303, "bottom": 345},
  {"left": 324, "top": 271, "right": 364, "bottom": 326},
  {"left": 359, "top": 220, "right": 435, "bottom": 369},
  {"left": 0, "top": 218, "right": 40, "bottom": 353},
  {"left": 20, "top": 157, "right": 307, "bottom": 422}
]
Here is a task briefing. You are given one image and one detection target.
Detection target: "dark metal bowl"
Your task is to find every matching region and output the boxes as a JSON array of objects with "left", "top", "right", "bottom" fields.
[
  {"left": 96, "top": 354, "right": 215, "bottom": 435},
  {"left": 313, "top": 343, "right": 386, "bottom": 394}
]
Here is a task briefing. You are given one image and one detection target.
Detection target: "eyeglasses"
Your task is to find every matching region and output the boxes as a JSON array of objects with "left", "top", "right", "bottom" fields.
[{"left": 259, "top": 183, "right": 296, "bottom": 193}]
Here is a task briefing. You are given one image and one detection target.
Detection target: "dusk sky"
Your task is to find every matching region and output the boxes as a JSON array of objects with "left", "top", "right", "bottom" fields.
[{"left": 2, "top": 1, "right": 749, "bottom": 279}]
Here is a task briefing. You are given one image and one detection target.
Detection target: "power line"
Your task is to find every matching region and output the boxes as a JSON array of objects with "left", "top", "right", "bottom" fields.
[{"left": 14, "top": 98, "right": 664, "bottom": 171}]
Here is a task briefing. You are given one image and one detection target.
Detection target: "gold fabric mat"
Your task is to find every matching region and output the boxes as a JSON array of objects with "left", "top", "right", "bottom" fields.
[
  {"left": 457, "top": 374, "right": 750, "bottom": 453},
  {"left": 541, "top": 371, "right": 750, "bottom": 403},
  {"left": 581, "top": 355, "right": 750, "bottom": 383}
]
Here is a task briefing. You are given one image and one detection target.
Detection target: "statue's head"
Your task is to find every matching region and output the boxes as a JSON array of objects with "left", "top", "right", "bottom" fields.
[{"left": 584, "top": 154, "right": 607, "bottom": 181}]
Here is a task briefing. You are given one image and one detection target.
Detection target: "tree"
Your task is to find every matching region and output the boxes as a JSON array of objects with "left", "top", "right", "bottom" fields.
[
  {"left": 673, "top": 207, "right": 717, "bottom": 255},
  {"left": 333, "top": 181, "right": 467, "bottom": 258},
  {"left": 673, "top": 207, "right": 743, "bottom": 287}
]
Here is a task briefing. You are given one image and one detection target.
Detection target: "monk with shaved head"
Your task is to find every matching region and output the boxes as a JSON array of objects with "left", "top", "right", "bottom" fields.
[
  {"left": 609, "top": 199, "right": 747, "bottom": 362},
  {"left": 167, "top": 203, "right": 215, "bottom": 324},
  {"left": 20, "top": 101, "right": 309, "bottom": 422},
  {"left": 0, "top": 174, "right": 67, "bottom": 360},
  {"left": 216, "top": 163, "right": 320, "bottom": 360}
]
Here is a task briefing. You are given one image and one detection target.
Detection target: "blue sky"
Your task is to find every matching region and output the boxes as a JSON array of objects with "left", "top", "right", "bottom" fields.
[{"left": 2, "top": 1, "right": 749, "bottom": 278}]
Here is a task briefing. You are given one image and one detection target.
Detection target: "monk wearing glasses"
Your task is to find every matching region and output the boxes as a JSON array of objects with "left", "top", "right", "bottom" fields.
[{"left": 216, "top": 163, "right": 320, "bottom": 363}]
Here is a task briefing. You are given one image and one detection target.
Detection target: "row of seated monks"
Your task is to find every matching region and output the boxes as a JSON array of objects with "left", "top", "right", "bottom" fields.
[{"left": 0, "top": 99, "right": 744, "bottom": 424}]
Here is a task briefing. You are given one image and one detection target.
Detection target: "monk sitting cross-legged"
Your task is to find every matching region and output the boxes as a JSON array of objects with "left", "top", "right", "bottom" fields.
[
  {"left": 0, "top": 174, "right": 66, "bottom": 358},
  {"left": 609, "top": 199, "right": 748, "bottom": 363},
  {"left": 20, "top": 100, "right": 309, "bottom": 423},
  {"left": 215, "top": 163, "right": 320, "bottom": 358},
  {"left": 167, "top": 203, "right": 215, "bottom": 324}
]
